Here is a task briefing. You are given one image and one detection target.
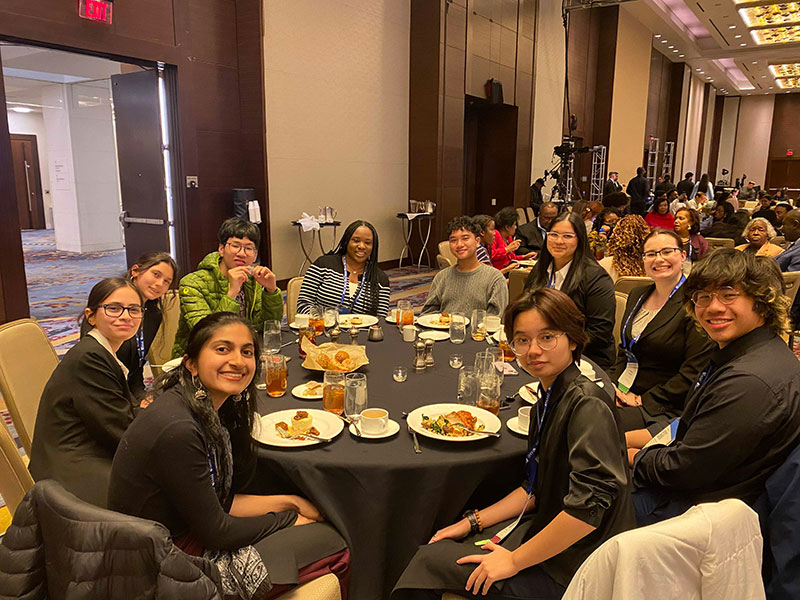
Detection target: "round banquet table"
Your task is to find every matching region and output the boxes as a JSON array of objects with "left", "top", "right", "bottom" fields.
[{"left": 254, "top": 323, "right": 531, "bottom": 600}]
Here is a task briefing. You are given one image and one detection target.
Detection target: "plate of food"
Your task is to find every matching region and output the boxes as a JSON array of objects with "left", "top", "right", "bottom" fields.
[
  {"left": 518, "top": 383, "right": 539, "bottom": 405},
  {"left": 405, "top": 403, "right": 501, "bottom": 442},
  {"left": 337, "top": 314, "right": 379, "bottom": 329},
  {"left": 291, "top": 381, "right": 324, "bottom": 400},
  {"left": 253, "top": 409, "right": 343, "bottom": 447},
  {"left": 417, "top": 313, "right": 470, "bottom": 330}
]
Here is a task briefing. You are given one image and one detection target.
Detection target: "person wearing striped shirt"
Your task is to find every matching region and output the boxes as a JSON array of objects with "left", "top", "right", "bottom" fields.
[
  {"left": 472, "top": 214, "right": 495, "bottom": 267},
  {"left": 297, "top": 220, "right": 390, "bottom": 317}
]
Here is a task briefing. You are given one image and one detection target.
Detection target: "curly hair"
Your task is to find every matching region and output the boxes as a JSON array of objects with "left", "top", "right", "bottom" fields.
[
  {"left": 606, "top": 215, "right": 650, "bottom": 277},
  {"left": 742, "top": 217, "right": 777, "bottom": 241}
]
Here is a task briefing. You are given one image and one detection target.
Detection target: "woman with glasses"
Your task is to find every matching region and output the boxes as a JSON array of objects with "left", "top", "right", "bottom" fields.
[
  {"left": 393, "top": 289, "right": 633, "bottom": 599},
  {"left": 735, "top": 217, "right": 784, "bottom": 257},
  {"left": 524, "top": 212, "right": 616, "bottom": 368},
  {"left": 29, "top": 277, "right": 144, "bottom": 508},
  {"left": 609, "top": 230, "right": 715, "bottom": 454},
  {"left": 631, "top": 249, "right": 800, "bottom": 525}
]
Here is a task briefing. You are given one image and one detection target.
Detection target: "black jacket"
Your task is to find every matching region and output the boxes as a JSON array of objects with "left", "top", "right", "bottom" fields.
[
  {"left": 676, "top": 178, "right": 694, "bottom": 197},
  {"left": 626, "top": 176, "right": 650, "bottom": 207},
  {"left": 752, "top": 207, "right": 779, "bottom": 228},
  {"left": 603, "top": 179, "right": 621, "bottom": 197},
  {"left": 116, "top": 298, "right": 162, "bottom": 398},
  {"left": 29, "top": 335, "right": 136, "bottom": 508},
  {"left": 608, "top": 284, "right": 715, "bottom": 418},
  {"left": 530, "top": 184, "right": 543, "bottom": 211},
  {"left": 516, "top": 219, "right": 546, "bottom": 254}
]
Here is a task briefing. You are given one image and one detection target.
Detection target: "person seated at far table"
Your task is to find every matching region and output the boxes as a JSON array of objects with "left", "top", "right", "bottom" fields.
[
  {"left": 673, "top": 207, "right": 708, "bottom": 274},
  {"left": 774, "top": 202, "right": 792, "bottom": 233},
  {"left": 587, "top": 208, "right": 620, "bottom": 259},
  {"left": 644, "top": 196, "right": 674, "bottom": 230},
  {"left": 735, "top": 217, "right": 784, "bottom": 257},
  {"left": 631, "top": 250, "right": 800, "bottom": 526},
  {"left": 473, "top": 214, "right": 496, "bottom": 267},
  {"left": 172, "top": 217, "right": 282, "bottom": 357},
  {"left": 598, "top": 215, "right": 649, "bottom": 282},
  {"left": 752, "top": 194, "right": 779, "bottom": 227},
  {"left": 422, "top": 216, "right": 509, "bottom": 317},
  {"left": 609, "top": 230, "right": 715, "bottom": 452},
  {"left": 516, "top": 202, "right": 559, "bottom": 256},
  {"left": 393, "top": 289, "right": 634, "bottom": 600},
  {"left": 490, "top": 207, "right": 536, "bottom": 271},
  {"left": 297, "top": 220, "right": 390, "bottom": 317}
]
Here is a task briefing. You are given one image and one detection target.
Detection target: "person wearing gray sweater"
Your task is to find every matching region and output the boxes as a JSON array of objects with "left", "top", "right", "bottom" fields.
[{"left": 421, "top": 216, "right": 509, "bottom": 317}]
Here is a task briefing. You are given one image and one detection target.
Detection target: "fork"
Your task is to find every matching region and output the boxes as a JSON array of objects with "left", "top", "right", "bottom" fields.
[
  {"left": 402, "top": 412, "right": 422, "bottom": 454},
  {"left": 276, "top": 429, "right": 332, "bottom": 443},
  {"left": 453, "top": 423, "right": 501, "bottom": 438},
  {"left": 334, "top": 413, "right": 361, "bottom": 436}
]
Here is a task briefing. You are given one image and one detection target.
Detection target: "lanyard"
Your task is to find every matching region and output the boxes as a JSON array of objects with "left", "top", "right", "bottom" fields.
[
  {"left": 693, "top": 362, "right": 715, "bottom": 392},
  {"left": 547, "top": 268, "right": 556, "bottom": 289},
  {"left": 207, "top": 449, "right": 218, "bottom": 490},
  {"left": 135, "top": 328, "right": 146, "bottom": 367},
  {"left": 524, "top": 385, "right": 552, "bottom": 494},
  {"left": 340, "top": 257, "right": 366, "bottom": 314},
  {"left": 621, "top": 275, "right": 685, "bottom": 352}
]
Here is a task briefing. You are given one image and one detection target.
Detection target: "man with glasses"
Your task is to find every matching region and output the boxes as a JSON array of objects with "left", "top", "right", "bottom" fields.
[
  {"left": 516, "top": 202, "right": 559, "bottom": 256},
  {"left": 630, "top": 249, "right": 800, "bottom": 525},
  {"left": 172, "top": 217, "right": 283, "bottom": 356}
]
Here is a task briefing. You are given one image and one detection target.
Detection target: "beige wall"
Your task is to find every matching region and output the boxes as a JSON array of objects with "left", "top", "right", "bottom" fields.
[
  {"left": 607, "top": 6, "right": 651, "bottom": 181},
  {"left": 717, "top": 96, "right": 740, "bottom": 185},
  {"left": 262, "top": 0, "right": 410, "bottom": 280},
  {"left": 682, "top": 75, "right": 706, "bottom": 177},
  {"left": 731, "top": 95, "right": 775, "bottom": 188},
  {"left": 700, "top": 87, "right": 716, "bottom": 175}
]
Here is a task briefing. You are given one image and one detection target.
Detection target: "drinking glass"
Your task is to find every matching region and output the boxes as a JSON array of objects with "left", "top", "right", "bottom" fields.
[
  {"left": 497, "top": 330, "right": 516, "bottom": 362},
  {"left": 392, "top": 366, "right": 408, "bottom": 382},
  {"left": 457, "top": 366, "right": 480, "bottom": 406},
  {"left": 264, "top": 354, "right": 287, "bottom": 398},
  {"left": 323, "top": 370, "right": 346, "bottom": 415},
  {"left": 449, "top": 353, "right": 463, "bottom": 368},
  {"left": 477, "top": 370, "right": 502, "bottom": 415},
  {"left": 262, "top": 320, "right": 282, "bottom": 355},
  {"left": 344, "top": 373, "right": 368, "bottom": 420},
  {"left": 298, "top": 326, "right": 315, "bottom": 358},
  {"left": 470, "top": 309, "right": 487, "bottom": 341},
  {"left": 449, "top": 313, "right": 466, "bottom": 344},
  {"left": 309, "top": 305, "right": 325, "bottom": 336},
  {"left": 323, "top": 307, "right": 339, "bottom": 329},
  {"left": 396, "top": 300, "right": 414, "bottom": 329}
]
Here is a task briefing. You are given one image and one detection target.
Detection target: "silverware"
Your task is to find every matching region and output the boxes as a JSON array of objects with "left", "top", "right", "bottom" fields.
[
  {"left": 485, "top": 335, "right": 496, "bottom": 346},
  {"left": 453, "top": 423, "right": 501, "bottom": 438},
  {"left": 334, "top": 413, "right": 361, "bottom": 437},
  {"left": 280, "top": 338, "right": 298, "bottom": 348},
  {"left": 402, "top": 412, "right": 422, "bottom": 454},
  {"left": 276, "top": 429, "right": 332, "bottom": 443}
]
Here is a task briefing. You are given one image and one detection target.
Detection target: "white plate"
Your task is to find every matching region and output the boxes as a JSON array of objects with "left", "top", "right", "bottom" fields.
[
  {"left": 349, "top": 419, "right": 400, "bottom": 439},
  {"left": 406, "top": 403, "right": 501, "bottom": 442},
  {"left": 506, "top": 416, "right": 529, "bottom": 437},
  {"left": 290, "top": 381, "right": 324, "bottom": 400},
  {"left": 518, "top": 383, "right": 539, "bottom": 405},
  {"left": 385, "top": 309, "right": 418, "bottom": 324},
  {"left": 337, "top": 314, "right": 379, "bottom": 329},
  {"left": 253, "top": 409, "right": 344, "bottom": 447},
  {"left": 417, "top": 313, "right": 470, "bottom": 330},
  {"left": 491, "top": 331, "right": 509, "bottom": 343},
  {"left": 161, "top": 357, "right": 183, "bottom": 372},
  {"left": 518, "top": 359, "right": 600, "bottom": 402},
  {"left": 418, "top": 330, "right": 450, "bottom": 342},
  {"left": 516, "top": 259, "right": 537, "bottom": 268}
]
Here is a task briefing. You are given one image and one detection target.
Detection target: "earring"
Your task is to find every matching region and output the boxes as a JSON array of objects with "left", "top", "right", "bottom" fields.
[
  {"left": 192, "top": 375, "right": 208, "bottom": 401},
  {"left": 233, "top": 390, "right": 249, "bottom": 404}
]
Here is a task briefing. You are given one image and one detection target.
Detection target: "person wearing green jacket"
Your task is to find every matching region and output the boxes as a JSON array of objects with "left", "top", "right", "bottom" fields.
[{"left": 172, "top": 218, "right": 283, "bottom": 357}]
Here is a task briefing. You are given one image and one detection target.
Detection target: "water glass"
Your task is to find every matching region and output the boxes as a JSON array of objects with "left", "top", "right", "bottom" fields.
[
  {"left": 457, "top": 366, "right": 480, "bottom": 406},
  {"left": 323, "top": 370, "right": 345, "bottom": 415},
  {"left": 449, "top": 313, "right": 467, "bottom": 344},
  {"left": 264, "top": 354, "right": 287, "bottom": 398},
  {"left": 309, "top": 305, "right": 325, "bottom": 336},
  {"left": 470, "top": 309, "right": 487, "bottom": 341},
  {"left": 262, "top": 320, "right": 282, "bottom": 355},
  {"left": 392, "top": 366, "right": 408, "bottom": 382},
  {"left": 449, "top": 353, "right": 463, "bottom": 368},
  {"left": 323, "top": 307, "right": 339, "bottom": 329},
  {"left": 344, "top": 373, "right": 368, "bottom": 420}
]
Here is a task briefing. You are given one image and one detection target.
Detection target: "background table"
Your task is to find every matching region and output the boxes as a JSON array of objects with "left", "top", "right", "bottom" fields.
[
  {"left": 291, "top": 221, "right": 342, "bottom": 275},
  {"left": 255, "top": 324, "right": 531, "bottom": 600},
  {"left": 396, "top": 213, "right": 434, "bottom": 270}
]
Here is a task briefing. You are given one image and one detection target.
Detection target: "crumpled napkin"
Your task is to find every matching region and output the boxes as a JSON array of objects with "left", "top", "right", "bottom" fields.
[{"left": 297, "top": 212, "right": 321, "bottom": 232}]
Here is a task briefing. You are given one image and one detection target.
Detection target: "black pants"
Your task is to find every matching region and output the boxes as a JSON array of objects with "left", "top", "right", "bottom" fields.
[{"left": 403, "top": 565, "right": 565, "bottom": 600}]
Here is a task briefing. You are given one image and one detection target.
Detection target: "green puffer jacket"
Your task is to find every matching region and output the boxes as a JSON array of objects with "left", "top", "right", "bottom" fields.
[{"left": 171, "top": 252, "right": 283, "bottom": 357}]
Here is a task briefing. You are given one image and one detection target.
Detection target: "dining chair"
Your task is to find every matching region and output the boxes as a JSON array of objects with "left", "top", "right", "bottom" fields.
[
  {"left": 437, "top": 241, "right": 456, "bottom": 269},
  {"left": 614, "top": 292, "right": 628, "bottom": 349},
  {"left": 0, "top": 419, "right": 33, "bottom": 516},
  {"left": 706, "top": 237, "right": 735, "bottom": 251},
  {"left": 773, "top": 235, "right": 789, "bottom": 250},
  {"left": 515, "top": 207, "right": 528, "bottom": 225},
  {"left": 507, "top": 267, "right": 531, "bottom": 304},
  {"left": 286, "top": 276, "right": 304, "bottom": 323},
  {"left": 525, "top": 207, "right": 536, "bottom": 223},
  {"left": 0, "top": 318, "right": 59, "bottom": 456},
  {"left": 781, "top": 271, "right": 800, "bottom": 349},
  {"left": 147, "top": 290, "right": 181, "bottom": 378},
  {"left": 613, "top": 276, "right": 653, "bottom": 296}
]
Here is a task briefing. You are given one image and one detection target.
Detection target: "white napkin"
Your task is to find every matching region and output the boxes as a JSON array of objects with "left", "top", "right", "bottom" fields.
[{"left": 298, "top": 212, "right": 321, "bottom": 232}]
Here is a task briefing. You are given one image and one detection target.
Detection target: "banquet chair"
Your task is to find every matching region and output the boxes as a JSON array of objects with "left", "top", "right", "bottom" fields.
[
  {"left": 0, "top": 418, "right": 33, "bottom": 516},
  {"left": 437, "top": 241, "right": 457, "bottom": 269},
  {"left": 744, "top": 200, "right": 759, "bottom": 212},
  {"left": 613, "top": 276, "right": 653, "bottom": 296},
  {"left": 0, "top": 318, "right": 59, "bottom": 456},
  {"left": 147, "top": 289, "right": 180, "bottom": 378},
  {"left": 286, "top": 276, "right": 304, "bottom": 323},
  {"left": 516, "top": 207, "right": 528, "bottom": 225},
  {"left": 614, "top": 292, "right": 628, "bottom": 349},
  {"left": 773, "top": 236, "right": 789, "bottom": 250},
  {"left": 525, "top": 207, "right": 536, "bottom": 223},
  {"left": 508, "top": 267, "right": 530, "bottom": 304},
  {"left": 706, "top": 237, "right": 735, "bottom": 251}
]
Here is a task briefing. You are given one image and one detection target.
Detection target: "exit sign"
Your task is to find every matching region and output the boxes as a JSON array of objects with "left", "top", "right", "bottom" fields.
[{"left": 79, "top": 0, "right": 113, "bottom": 24}]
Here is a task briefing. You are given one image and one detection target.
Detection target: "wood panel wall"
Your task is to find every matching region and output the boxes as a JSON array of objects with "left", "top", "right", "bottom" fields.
[{"left": 644, "top": 49, "right": 684, "bottom": 180}]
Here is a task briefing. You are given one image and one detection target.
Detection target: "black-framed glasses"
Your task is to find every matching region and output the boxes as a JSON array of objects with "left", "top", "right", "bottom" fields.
[
  {"left": 642, "top": 247, "right": 681, "bottom": 260},
  {"left": 690, "top": 287, "right": 741, "bottom": 308},
  {"left": 226, "top": 241, "right": 257, "bottom": 256},
  {"left": 511, "top": 331, "right": 565, "bottom": 355},
  {"left": 102, "top": 303, "right": 143, "bottom": 318}
]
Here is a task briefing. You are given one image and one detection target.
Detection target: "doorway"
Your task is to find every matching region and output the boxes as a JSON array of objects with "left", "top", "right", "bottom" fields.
[{"left": 10, "top": 133, "right": 45, "bottom": 229}]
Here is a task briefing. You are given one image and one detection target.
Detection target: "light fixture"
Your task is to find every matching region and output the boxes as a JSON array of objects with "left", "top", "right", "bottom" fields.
[
  {"left": 752, "top": 26, "right": 800, "bottom": 45},
  {"left": 740, "top": 42, "right": 748, "bottom": 46},
  {"left": 10, "top": 107, "right": 33, "bottom": 114},
  {"left": 762, "top": 75, "right": 768, "bottom": 78},
  {"left": 668, "top": 45, "right": 674, "bottom": 48},
  {"left": 735, "top": 34, "right": 743, "bottom": 38},
  {"left": 654, "top": 34, "right": 661, "bottom": 38},
  {"left": 776, "top": 77, "right": 800, "bottom": 89},
  {"left": 673, "top": 49, "right": 679, "bottom": 53},
  {"left": 739, "top": 4, "right": 800, "bottom": 28},
  {"left": 769, "top": 63, "right": 800, "bottom": 77},
  {"left": 753, "top": 61, "right": 759, "bottom": 64},
  {"left": 679, "top": 54, "right": 685, "bottom": 57},
  {"left": 696, "top": 68, "right": 702, "bottom": 71},
  {"left": 661, "top": 39, "right": 668, "bottom": 43},
  {"left": 729, "top": 25, "right": 737, "bottom": 29}
]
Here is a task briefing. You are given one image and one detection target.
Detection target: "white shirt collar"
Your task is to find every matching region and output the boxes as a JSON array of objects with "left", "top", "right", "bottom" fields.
[
  {"left": 548, "top": 260, "right": 572, "bottom": 291},
  {"left": 87, "top": 329, "right": 130, "bottom": 377}
]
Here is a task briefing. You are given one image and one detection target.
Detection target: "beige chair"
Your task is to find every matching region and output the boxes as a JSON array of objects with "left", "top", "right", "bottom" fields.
[
  {"left": 0, "top": 319, "right": 59, "bottom": 456},
  {"left": 436, "top": 241, "right": 457, "bottom": 269},
  {"left": 515, "top": 207, "right": 528, "bottom": 225},
  {"left": 773, "top": 235, "right": 789, "bottom": 250},
  {"left": 613, "top": 276, "right": 653, "bottom": 296},
  {"left": 525, "top": 207, "right": 536, "bottom": 223},
  {"left": 147, "top": 290, "right": 181, "bottom": 377},
  {"left": 0, "top": 418, "right": 34, "bottom": 516},
  {"left": 279, "top": 573, "right": 341, "bottom": 600},
  {"left": 507, "top": 268, "right": 531, "bottom": 304},
  {"left": 744, "top": 200, "right": 759, "bottom": 212},
  {"left": 706, "top": 237, "right": 735, "bottom": 251},
  {"left": 614, "top": 292, "right": 628, "bottom": 349},
  {"left": 286, "top": 276, "right": 304, "bottom": 324}
]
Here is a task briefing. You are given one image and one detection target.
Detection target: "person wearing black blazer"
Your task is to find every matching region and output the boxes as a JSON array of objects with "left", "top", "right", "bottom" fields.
[
  {"left": 29, "top": 278, "right": 143, "bottom": 508},
  {"left": 524, "top": 212, "right": 616, "bottom": 368},
  {"left": 609, "top": 232, "right": 715, "bottom": 451}
]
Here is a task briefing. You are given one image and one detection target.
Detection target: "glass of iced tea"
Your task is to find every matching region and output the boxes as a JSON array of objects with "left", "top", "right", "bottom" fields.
[
  {"left": 298, "top": 326, "right": 315, "bottom": 358},
  {"left": 396, "top": 300, "right": 413, "bottom": 328},
  {"left": 264, "top": 354, "right": 287, "bottom": 398},
  {"left": 497, "top": 330, "right": 515, "bottom": 362},
  {"left": 477, "top": 370, "right": 501, "bottom": 415},
  {"left": 323, "top": 370, "right": 346, "bottom": 415},
  {"left": 309, "top": 305, "right": 326, "bottom": 336}
]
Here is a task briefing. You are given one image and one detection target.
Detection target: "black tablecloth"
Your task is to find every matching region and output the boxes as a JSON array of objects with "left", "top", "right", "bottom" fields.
[{"left": 254, "top": 324, "right": 531, "bottom": 600}]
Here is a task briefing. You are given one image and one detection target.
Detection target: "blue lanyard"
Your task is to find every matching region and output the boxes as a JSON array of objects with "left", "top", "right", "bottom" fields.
[
  {"left": 207, "top": 450, "right": 217, "bottom": 490},
  {"left": 547, "top": 269, "right": 556, "bottom": 289},
  {"left": 693, "top": 362, "right": 714, "bottom": 392},
  {"left": 524, "top": 386, "right": 552, "bottom": 494},
  {"left": 621, "top": 275, "right": 685, "bottom": 351},
  {"left": 340, "top": 257, "right": 366, "bottom": 314},
  {"left": 135, "top": 328, "right": 146, "bottom": 367}
]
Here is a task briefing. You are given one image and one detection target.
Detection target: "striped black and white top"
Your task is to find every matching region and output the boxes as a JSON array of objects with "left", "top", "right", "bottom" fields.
[{"left": 297, "top": 254, "right": 391, "bottom": 317}]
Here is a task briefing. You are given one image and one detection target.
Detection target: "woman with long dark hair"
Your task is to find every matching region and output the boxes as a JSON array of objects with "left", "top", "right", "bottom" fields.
[
  {"left": 690, "top": 173, "right": 714, "bottom": 201},
  {"left": 297, "top": 220, "right": 390, "bottom": 317},
  {"left": 673, "top": 207, "right": 708, "bottom": 273},
  {"left": 30, "top": 277, "right": 143, "bottom": 507},
  {"left": 524, "top": 212, "right": 616, "bottom": 367},
  {"left": 109, "top": 313, "right": 349, "bottom": 599}
]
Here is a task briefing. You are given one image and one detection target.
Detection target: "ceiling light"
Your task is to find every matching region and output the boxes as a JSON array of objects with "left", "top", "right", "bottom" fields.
[
  {"left": 740, "top": 42, "right": 747, "bottom": 46},
  {"left": 673, "top": 49, "right": 679, "bottom": 53},
  {"left": 770, "top": 63, "right": 800, "bottom": 77},
  {"left": 770, "top": 86, "right": 774, "bottom": 89},
  {"left": 776, "top": 77, "right": 800, "bottom": 89},
  {"left": 735, "top": 34, "right": 743, "bottom": 38},
  {"left": 729, "top": 25, "right": 737, "bottom": 29},
  {"left": 661, "top": 39, "right": 668, "bottom": 43},
  {"left": 654, "top": 34, "right": 661, "bottom": 38},
  {"left": 762, "top": 75, "right": 768, "bottom": 78},
  {"left": 753, "top": 61, "right": 758, "bottom": 64},
  {"left": 696, "top": 68, "right": 702, "bottom": 71},
  {"left": 739, "top": 4, "right": 800, "bottom": 28},
  {"left": 679, "top": 54, "right": 685, "bottom": 57},
  {"left": 752, "top": 26, "right": 800, "bottom": 45},
  {"left": 668, "top": 45, "right": 674, "bottom": 48},
  {"left": 10, "top": 107, "right": 33, "bottom": 114}
]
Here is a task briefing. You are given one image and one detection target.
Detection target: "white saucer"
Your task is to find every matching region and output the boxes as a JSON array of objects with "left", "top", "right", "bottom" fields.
[
  {"left": 418, "top": 330, "right": 450, "bottom": 342},
  {"left": 349, "top": 419, "right": 400, "bottom": 439},
  {"left": 506, "top": 416, "right": 529, "bottom": 437}
]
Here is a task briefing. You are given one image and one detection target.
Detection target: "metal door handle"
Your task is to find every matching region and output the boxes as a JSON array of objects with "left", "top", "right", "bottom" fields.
[
  {"left": 24, "top": 160, "right": 33, "bottom": 213},
  {"left": 119, "top": 211, "right": 166, "bottom": 227}
]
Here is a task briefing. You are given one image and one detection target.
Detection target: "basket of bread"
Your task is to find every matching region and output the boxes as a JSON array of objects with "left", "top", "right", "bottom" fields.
[{"left": 301, "top": 337, "right": 369, "bottom": 372}]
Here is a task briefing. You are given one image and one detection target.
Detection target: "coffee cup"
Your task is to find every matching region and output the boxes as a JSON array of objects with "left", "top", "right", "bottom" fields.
[
  {"left": 485, "top": 315, "right": 502, "bottom": 333},
  {"left": 518, "top": 406, "right": 531, "bottom": 431},
  {"left": 402, "top": 325, "right": 417, "bottom": 342},
  {"left": 361, "top": 408, "right": 389, "bottom": 434},
  {"left": 295, "top": 313, "right": 310, "bottom": 327}
]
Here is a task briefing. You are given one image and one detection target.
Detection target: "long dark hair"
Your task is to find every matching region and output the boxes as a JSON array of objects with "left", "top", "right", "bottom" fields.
[
  {"left": 78, "top": 277, "right": 143, "bottom": 334},
  {"left": 525, "top": 212, "right": 593, "bottom": 296},
  {"left": 698, "top": 173, "right": 710, "bottom": 192},
  {"left": 331, "top": 220, "right": 382, "bottom": 315}
]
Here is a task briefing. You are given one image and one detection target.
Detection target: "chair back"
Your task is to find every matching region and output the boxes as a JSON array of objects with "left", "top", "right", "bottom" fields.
[
  {"left": 515, "top": 207, "right": 528, "bottom": 225},
  {"left": 525, "top": 207, "right": 536, "bottom": 223},
  {"left": 147, "top": 290, "right": 180, "bottom": 377},
  {"left": 286, "top": 276, "right": 304, "bottom": 323},
  {"left": 507, "top": 268, "right": 530, "bottom": 304},
  {"left": 614, "top": 276, "right": 653, "bottom": 296},
  {"left": 773, "top": 236, "right": 789, "bottom": 250},
  {"left": 0, "top": 420, "right": 33, "bottom": 516},
  {"left": 782, "top": 271, "right": 800, "bottom": 308},
  {"left": 614, "top": 292, "right": 627, "bottom": 349},
  {"left": 437, "top": 241, "right": 456, "bottom": 268},
  {"left": 744, "top": 200, "right": 759, "bottom": 211},
  {"left": 706, "top": 237, "right": 735, "bottom": 250},
  {"left": 0, "top": 319, "right": 59, "bottom": 455}
]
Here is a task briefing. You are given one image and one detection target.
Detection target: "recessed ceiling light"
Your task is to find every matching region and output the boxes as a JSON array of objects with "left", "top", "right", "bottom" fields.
[
  {"left": 668, "top": 45, "right": 674, "bottom": 48},
  {"left": 729, "top": 25, "right": 737, "bottom": 29},
  {"left": 696, "top": 68, "right": 702, "bottom": 71},
  {"left": 735, "top": 34, "right": 742, "bottom": 39},
  {"left": 661, "top": 39, "right": 668, "bottom": 43},
  {"left": 679, "top": 54, "right": 685, "bottom": 58},
  {"left": 654, "top": 34, "right": 661, "bottom": 38},
  {"left": 673, "top": 49, "right": 679, "bottom": 53},
  {"left": 753, "top": 61, "right": 758, "bottom": 64},
  {"left": 762, "top": 75, "right": 767, "bottom": 78},
  {"left": 770, "top": 86, "right": 774, "bottom": 89},
  {"left": 710, "top": 79, "right": 714, "bottom": 82},
  {"left": 740, "top": 43, "right": 747, "bottom": 46}
]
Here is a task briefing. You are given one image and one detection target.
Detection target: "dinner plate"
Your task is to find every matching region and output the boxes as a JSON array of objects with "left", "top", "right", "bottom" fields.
[
  {"left": 406, "top": 403, "right": 501, "bottom": 442},
  {"left": 253, "top": 409, "right": 343, "bottom": 447},
  {"left": 290, "top": 381, "right": 324, "bottom": 400},
  {"left": 417, "top": 313, "right": 471, "bottom": 330},
  {"left": 337, "top": 314, "right": 379, "bottom": 329},
  {"left": 349, "top": 419, "right": 400, "bottom": 439},
  {"left": 518, "top": 383, "right": 539, "bottom": 405},
  {"left": 518, "top": 359, "right": 600, "bottom": 402},
  {"left": 385, "top": 309, "right": 418, "bottom": 324},
  {"left": 506, "top": 416, "right": 529, "bottom": 437},
  {"left": 516, "top": 259, "right": 537, "bottom": 268},
  {"left": 418, "top": 330, "right": 450, "bottom": 342},
  {"left": 161, "top": 357, "right": 183, "bottom": 372},
  {"left": 491, "top": 330, "right": 510, "bottom": 343}
]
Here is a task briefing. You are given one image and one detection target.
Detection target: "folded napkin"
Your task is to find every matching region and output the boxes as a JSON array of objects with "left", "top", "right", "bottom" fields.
[
  {"left": 403, "top": 212, "right": 430, "bottom": 220},
  {"left": 297, "top": 212, "right": 321, "bottom": 232}
]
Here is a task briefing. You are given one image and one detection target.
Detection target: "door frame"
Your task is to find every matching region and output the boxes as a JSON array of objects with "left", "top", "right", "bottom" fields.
[{"left": 10, "top": 133, "right": 46, "bottom": 230}]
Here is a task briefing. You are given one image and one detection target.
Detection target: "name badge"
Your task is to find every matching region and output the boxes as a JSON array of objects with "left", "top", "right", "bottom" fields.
[{"left": 617, "top": 350, "right": 639, "bottom": 394}]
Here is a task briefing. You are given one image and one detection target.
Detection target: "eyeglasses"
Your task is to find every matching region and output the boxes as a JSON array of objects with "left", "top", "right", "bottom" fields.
[
  {"left": 102, "top": 303, "right": 143, "bottom": 318},
  {"left": 547, "top": 232, "right": 577, "bottom": 241},
  {"left": 226, "top": 242, "right": 257, "bottom": 256},
  {"left": 511, "top": 331, "right": 565, "bottom": 355},
  {"left": 642, "top": 247, "right": 681, "bottom": 260},
  {"left": 690, "top": 286, "right": 741, "bottom": 308}
]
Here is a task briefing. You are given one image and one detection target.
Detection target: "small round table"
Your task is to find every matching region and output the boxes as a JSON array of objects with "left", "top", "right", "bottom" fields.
[{"left": 291, "top": 221, "right": 342, "bottom": 275}]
